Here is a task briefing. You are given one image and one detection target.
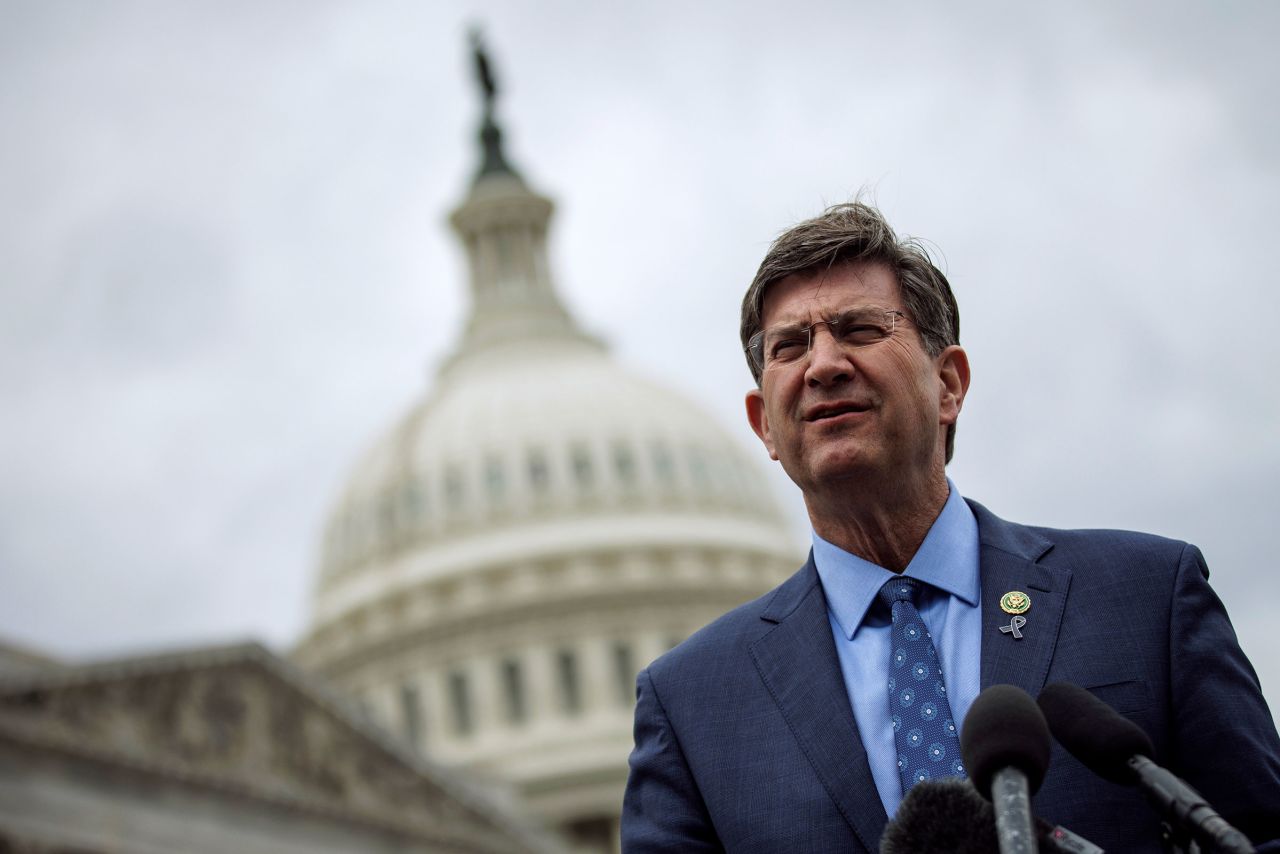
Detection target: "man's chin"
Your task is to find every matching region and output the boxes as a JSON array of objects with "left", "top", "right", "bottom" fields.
[{"left": 793, "top": 450, "right": 883, "bottom": 491}]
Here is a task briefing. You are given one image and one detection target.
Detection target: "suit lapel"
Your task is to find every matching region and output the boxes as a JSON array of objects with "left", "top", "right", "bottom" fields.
[
  {"left": 970, "top": 501, "right": 1071, "bottom": 698},
  {"left": 749, "top": 560, "right": 885, "bottom": 854}
]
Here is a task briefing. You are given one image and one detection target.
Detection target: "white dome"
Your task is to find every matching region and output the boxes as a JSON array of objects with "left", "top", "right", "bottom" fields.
[
  {"left": 315, "top": 343, "right": 785, "bottom": 603},
  {"left": 295, "top": 128, "right": 799, "bottom": 849}
]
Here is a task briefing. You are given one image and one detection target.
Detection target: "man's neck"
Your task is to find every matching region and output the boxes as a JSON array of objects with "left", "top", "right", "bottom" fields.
[{"left": 805, "top": 472, "right": 951, "bottom": 573}]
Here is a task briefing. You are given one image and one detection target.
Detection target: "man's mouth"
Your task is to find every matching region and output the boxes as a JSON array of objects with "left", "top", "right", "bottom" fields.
[{"left": 803, "top": 402, "right": 872, "bottom": 422}]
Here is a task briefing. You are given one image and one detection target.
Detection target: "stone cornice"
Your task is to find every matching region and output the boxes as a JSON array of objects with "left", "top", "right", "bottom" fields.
[
  {"left": 312, "top": 511, "right": 797, "bottom": 624},
  {"left": 0, "top": 641, "right": 562, "bottom": 854},
  {"left": 299, "top": 583, "right": 764, "bottom": 681}
]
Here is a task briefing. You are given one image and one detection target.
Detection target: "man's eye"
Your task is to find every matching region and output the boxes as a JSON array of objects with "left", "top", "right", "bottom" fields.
[
  {"left": 770, "top": 339, "right": 807, "bottom": 360},
  {"left": 839, "top": 323, "right": 886, "bottom": 344}
]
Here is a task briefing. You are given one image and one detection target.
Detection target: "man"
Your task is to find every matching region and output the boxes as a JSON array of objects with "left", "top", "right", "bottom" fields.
[{"left": 621, "top": 202, "right": 1280, "bottom": 852}]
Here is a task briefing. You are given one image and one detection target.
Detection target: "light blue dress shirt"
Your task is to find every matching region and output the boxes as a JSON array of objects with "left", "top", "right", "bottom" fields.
[{"left": 812, "top": 481, "right": 981, "bottom": 818}]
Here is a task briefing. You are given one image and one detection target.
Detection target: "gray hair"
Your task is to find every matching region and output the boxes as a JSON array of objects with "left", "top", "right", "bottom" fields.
[{"left": 740, "top": 201, "right": 962, "bottom": 462}]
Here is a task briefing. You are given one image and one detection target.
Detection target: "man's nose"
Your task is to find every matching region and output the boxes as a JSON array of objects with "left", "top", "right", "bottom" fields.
[{"left": 804, "top": 323, "right": 854, "bottom": 387}]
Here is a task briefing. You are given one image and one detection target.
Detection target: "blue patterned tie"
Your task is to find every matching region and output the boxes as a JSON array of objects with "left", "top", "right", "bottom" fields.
[{"left": 879, "top": 576, "right": 966, "bottom": 795}]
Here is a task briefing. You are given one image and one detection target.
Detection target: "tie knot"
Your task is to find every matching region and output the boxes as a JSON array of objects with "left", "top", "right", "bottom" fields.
[{"left": 878, "top": 576, "right": 921, "bottom": 608}]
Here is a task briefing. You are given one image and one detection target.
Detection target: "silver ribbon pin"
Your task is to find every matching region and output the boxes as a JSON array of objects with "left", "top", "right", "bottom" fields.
[{"left": 999, "top": 615, "right": 1027, "bottom": 639}]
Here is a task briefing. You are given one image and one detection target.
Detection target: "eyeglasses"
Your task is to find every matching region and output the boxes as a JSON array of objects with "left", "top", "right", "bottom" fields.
[{"left": 746, "top": 306, "right": 907, "bottom": 373}]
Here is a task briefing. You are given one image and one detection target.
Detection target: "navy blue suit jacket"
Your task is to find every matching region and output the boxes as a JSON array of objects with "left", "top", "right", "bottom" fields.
[{"left": 623, "top": 501, "right": 1280, "bottom": 852}]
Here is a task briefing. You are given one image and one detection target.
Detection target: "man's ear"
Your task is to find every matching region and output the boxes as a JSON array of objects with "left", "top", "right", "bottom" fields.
[
  {"left": 745, "top": 389, "right": 780, "bottom": 461},
  {"left": 937, "top": 345, "right": 970, "bottom": 427}
]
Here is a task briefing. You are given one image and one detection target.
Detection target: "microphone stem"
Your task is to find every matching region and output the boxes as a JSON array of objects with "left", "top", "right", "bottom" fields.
[
  {"left": 1128, "top": 757, "right": 1254, "bottom": 854},
  {"left": 992, "top": 767, "right": 1040, "bottom": 854}
]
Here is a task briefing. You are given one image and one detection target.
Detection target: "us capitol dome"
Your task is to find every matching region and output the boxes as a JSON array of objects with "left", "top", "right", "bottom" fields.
[{"left": 293, "top": 44, "right": 800, "bottom": 852}]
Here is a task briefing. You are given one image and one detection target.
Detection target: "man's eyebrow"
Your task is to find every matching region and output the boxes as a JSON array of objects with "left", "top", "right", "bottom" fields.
[
  {"left": 762, "top": 319, "right": 809, "bottom": 336},
  {"left": 764, "top": 305, "right": 883, "bottom": 335}
]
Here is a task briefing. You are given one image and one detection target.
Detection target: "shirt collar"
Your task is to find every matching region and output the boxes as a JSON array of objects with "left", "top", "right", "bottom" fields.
[{"left": 812, "top": 480, "right": 981, "bottom": 641}]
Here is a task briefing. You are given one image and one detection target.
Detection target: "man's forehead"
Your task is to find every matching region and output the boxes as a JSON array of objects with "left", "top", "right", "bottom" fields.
[{"left": 760, "top": 260, "right": 901, "bottom": 326}]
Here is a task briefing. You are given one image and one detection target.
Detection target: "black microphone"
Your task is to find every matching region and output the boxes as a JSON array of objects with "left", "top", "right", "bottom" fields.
[
  {"left": 1037, "top": 682, "right": 1255, "bottom": 854},
  {"left": 880, "top": 778, "right": 998, "bottom": 854},
  {"left": 880, "top": 778, "right": 1105, "bottom": 854},
  {"left": 961, "top": 684, "right": 1053, "bottom": 854}
]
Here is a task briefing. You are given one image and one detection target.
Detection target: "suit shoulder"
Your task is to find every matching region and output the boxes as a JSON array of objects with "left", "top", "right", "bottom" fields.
[
  {"left": 968, "top": 498, "right": 1202, "bottom": 581},
  {"left": 1029, "top": 523, "right": 1189, "bottom": 558},
  {"left": 1044, "top": 526, "right": 1207, "bottom": 585},
  {"left": 972, "top": 494, "right": 1192, "bottom": 568}
]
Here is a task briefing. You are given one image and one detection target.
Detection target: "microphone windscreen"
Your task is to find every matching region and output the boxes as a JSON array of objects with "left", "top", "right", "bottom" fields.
[
  {"left": 959, "top": 684, "right": 1052, "bottom": 799},
  {"left": 1037, "top": 682, "right": 1154, "bottom": 785},
  {"left": 880, "top": 778, "right": 996, "bottom": 854}
]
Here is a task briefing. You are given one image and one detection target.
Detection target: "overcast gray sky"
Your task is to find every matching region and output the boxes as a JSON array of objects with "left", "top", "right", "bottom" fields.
[{"left": 2, "top": 0, "right": 1278, "bottom": 717}]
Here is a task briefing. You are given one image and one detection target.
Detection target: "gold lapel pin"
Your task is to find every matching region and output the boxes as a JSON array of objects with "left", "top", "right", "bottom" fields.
[
  {"left": 999, "top": 591, "right": 1031, "bottom": 640},
  {"left": 1000, "top": 591, "right": 1031, "bottom": 615}
]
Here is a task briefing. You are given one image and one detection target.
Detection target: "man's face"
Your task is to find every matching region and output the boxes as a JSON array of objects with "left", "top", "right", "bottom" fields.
[{"left": 745, "top": 261, "right": 968, "bottom": 498}]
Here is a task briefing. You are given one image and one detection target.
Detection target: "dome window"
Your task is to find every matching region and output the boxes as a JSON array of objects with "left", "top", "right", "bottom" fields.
[
  {"left": 484, "top": 455, "right": 506, "bottom": 503},
  {"left": 377, "top": 496, "right": 397, "bottom": 543},
  {"left": 687, "top": 446, "right": 712, "bottom": 490},
  {"left": 444, "top": 465, "right": 466, "bottom": 511},
  {"left": 447, "top": 669, "right": 473, "bottom": 736},
  {"left": 400, "top": 682, "right": 423, "bottom": 750},
  {"left": 495, "top": 233, "right": 514, "bottom": 284},
  {"left": 527, "top": 448, "right": 551, "bottom": 495},
  {"left": 570, "top": 443, "right": 594, "bottom": 491},
  {"left": 555, "top": 647, "right": 582, "bottom": 715},
  {"left": 651, "top": 441, "right": 676, "bottom": 486},
  {"left": 610, "top": 640, "right": 636, "bottom": 706},
  {"left": 401, "top": 480, "right": 426, "bottom": 525},
  {"left": 500, "top": 657, "right": 527, "bottom": 725},
  {"left": 612, "top": 442, "right": 636, "bottom": 487}
]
